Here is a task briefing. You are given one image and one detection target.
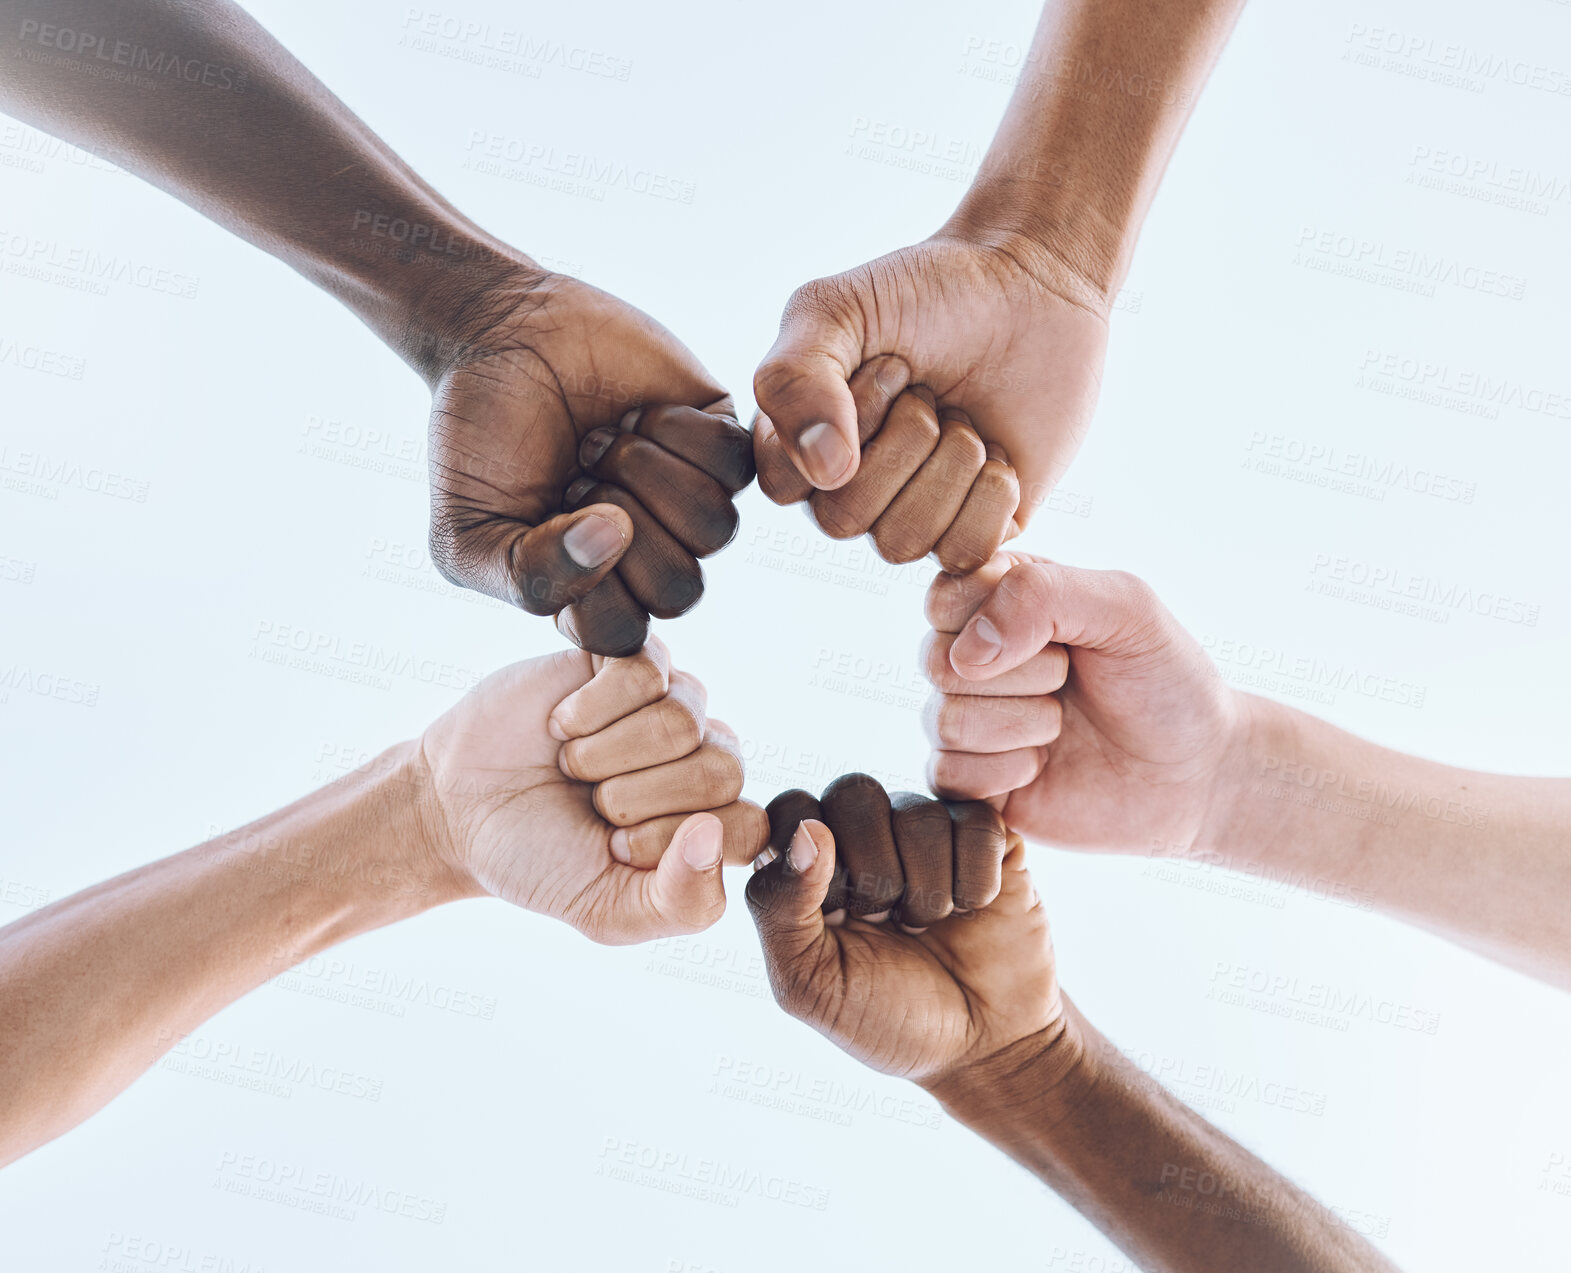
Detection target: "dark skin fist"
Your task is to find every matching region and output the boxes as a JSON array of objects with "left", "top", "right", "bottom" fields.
[
  {"left": 428, "top": 268, "right": 754, "bottom": 655},
  {"left": 746, "top": 775, "right": 1060, "bottom": 1084}
]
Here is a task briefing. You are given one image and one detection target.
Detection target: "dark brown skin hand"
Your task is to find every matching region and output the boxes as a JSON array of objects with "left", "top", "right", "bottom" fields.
[
  {"left": 429, "top": 270, "right": 754, "bottom": 656},
  {"left": 746, "top": 777, "right": 1047, "bottom": 1082},
  {"left": 0, "top": 0, "right": 754, "bottom": 659},
  {"left": 747, "top": 774, "right": 1401, "bottom": 1273}
]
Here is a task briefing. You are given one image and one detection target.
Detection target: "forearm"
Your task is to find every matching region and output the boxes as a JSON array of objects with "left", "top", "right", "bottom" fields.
[
  {"left": 0, "top": 0, "right": 522, "bottom": 376},
  {"left": 0, "top": 743, "right": 466, "bottom": 1166},
  {"left": 929, "top": 1001, "right": 1397, "bottom": 1273},
  {"left": 1212, "top": 695, "right": 1571, "bottom": 989},
  {"left": 946, "top": 0, "right": 1245, "bottom": 298}
]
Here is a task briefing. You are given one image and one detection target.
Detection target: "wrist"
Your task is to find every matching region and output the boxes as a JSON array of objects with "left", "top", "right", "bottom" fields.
[
  {"left": 306, "top": 192, "right": 543, "bottom": 383},
  {"left": 940, "top": 189, "right": 1128, "bottom": 311},
  {"left": 314, "top": 741, "right": 479, "bottom": 919},
  {"left": 1193, "top": 693, "right": 1299, "bottom": 859},
  {"left": 924, "top": 997, "right": 1094, "bottom": 1130}
]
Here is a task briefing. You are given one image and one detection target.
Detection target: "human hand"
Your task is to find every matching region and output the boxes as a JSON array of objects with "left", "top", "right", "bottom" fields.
[
  {"left": 416, "top": 636, "right": 766, "bottom": 943},
  {"left": 752, "top": 237, "right": 1108, "bottom": 571},
  {"left": 745, "top": 776, "right": 1061, "bottom": 1085},
  {"left": 427, "top": 267, "right": 754, "bottom": 656},
  {"left": 923, "top": 553, "right": 1247, "bottom": 858}
]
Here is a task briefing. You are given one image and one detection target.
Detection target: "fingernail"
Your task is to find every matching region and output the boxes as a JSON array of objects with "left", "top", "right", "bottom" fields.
[
  {"left": 954, "top": 616, "right": 1002, "bottom": 667},
  {"left": 619, "top": 407, "right": 644, "bottom": 432},
  {"left": 681, "top": 818, "right": 725, "bottom": 870},
  {"left": 787, "top": 822, "right": 818, "bottom": 873},
  {"left": 563, "top": 513, "right": 625, "bottom": 569},
  {"left": 860, "top": 909, "right": 891, "bottom": 925},
  {"left": 824, "top": 908, "right": 847, "bottom": 927},
  {"left": 547, "top": 713, "right": 570, "bottom": 742},
  {"left": 579, "top": 428, "right": 617, "bottom": 468},
  {"left": 563, "top": 477, "right": 597, "bottom": 508},
  {"left": 874, "top": 359, "right": 908, "bottom": 395},
  {"left": 752, "top": 847, "right": 779, "bottom": 873},
  {"left": 609, "top": 828, "right": 633, "bottom": 863},
  {"left": 798, "top": 422, "right": 855, "bottom": 488},
  {"left": 898, "top": 923, "right": 929, "bottom": 936}
]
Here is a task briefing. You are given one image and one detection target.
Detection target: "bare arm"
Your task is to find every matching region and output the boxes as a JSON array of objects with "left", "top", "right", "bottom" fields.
[
  {"left": 752, "top": 0, "right": 1248, "bottom": 560},
  {"left": 926, "top": 554, "right": 1571, "bottom": 991},
  {"left": 948, "top": 0, "right": 1249, "bottom": 298},
  {"left": 0, "top": 0, "right": 518, "bottom": 375},
  {"left": 930, "top": 1003, "right": 1399, "bottom": 1273},
  {"left": 746, "top": 797, "right": 1399, "bottom": 1273},
  {"left": 0, "top": 643, "right": 765, "bottom": 1166},
  {"left": 1221, "top": 697, "right": 1571, "bottom": 989},
  {"left": 0, "top": 745, "right": 449, "bottom": 1167}
]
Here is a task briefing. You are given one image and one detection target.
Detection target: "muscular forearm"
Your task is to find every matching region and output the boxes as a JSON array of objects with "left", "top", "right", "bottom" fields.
[
  {"left": 1211, "top": 695, "right": 1571, "bottom": 989},
  {"left": 946, "top": 0, "right": 1246, "bottom": 297},
  {"left": 929, "top": 1001, "right": 1398, "bottom": 1273},
  {"left": 0, "top": 744, "right": 465, "bottom": 1166},
  {"left": 0, "top": 0, "right": 522, "bottom": 376}
]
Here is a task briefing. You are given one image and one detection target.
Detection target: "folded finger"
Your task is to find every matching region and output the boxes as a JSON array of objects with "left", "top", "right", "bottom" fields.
[
  {"left": 927, "top": 746, "right": 1048, "bottom": 802},
  {"left": 565, "top": 478, "right": 704, "bottom": 620},
  {"left": 920, "top": 631, "right": 1069, "bottom": 696},
  {"left": 890, "top": 793, "right": 954, "bottom": 930},
  {"left": 922, "top": 692, "right": 1063, "bottom": 753},
  {"left": 594, "top": 736, "right": 745, "bottom": 825},
  {"left": 611, "top": 798, "right": 770, "bottom": 868},
  {"left": 924, "top": 551, "right": 1039, "bottom": 633},
  {"left": 819, "top": 772, "right": 902, "bottom": 920},
  {"left": 947, "top": 801, "right": 1009, "bottom": 911},
  {"left": 869, "top": 416, "right": 986, "bottom": 564},
  {"left": 809, "top": 386, "right": 940, "bottom": 541},
  {"left": 933, "top": 455, "right": 1021, "bottom": 575},
  {"left": 549, "top": 634, "right": 670, "bottom": 740},
  {"left": 626, "top": 404, "right": 755, "bottom": 494},
  {"left": 555, "top": 572, "right": 650, "bottom": 658},
  {"left": 560, "top": 670, "right": 708, "bottom": 781},
  {"left": 580, "top": 430, "right": 739, "bottom": 556}
]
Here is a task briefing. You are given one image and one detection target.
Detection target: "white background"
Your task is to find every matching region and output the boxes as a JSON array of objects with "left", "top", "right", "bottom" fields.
[{"left": 3, "top": 0, "right": 1571, "bottom": 1268}]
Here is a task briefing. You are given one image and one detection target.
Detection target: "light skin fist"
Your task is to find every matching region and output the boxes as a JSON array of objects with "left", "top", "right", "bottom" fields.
[
  {"left": 752, "top": 236, "right": 1109, "bottom": 572},
  {"left": 923, "top": 553, "right": 1246, "bottom": 857},
  {"left": 415, "top": 636, "right": 766, "bottom": 943},
  {"left": 746, "top": 783, "right": 1061, "bottom": 1086},
  {"left": 428, "top": 268, "right": 754, "bottom": 657}
]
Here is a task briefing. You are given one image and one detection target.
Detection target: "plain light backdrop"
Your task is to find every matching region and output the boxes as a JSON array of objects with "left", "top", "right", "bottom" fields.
[{"left": 2, "top": 0, "right": 1570, "bottom": 1268}]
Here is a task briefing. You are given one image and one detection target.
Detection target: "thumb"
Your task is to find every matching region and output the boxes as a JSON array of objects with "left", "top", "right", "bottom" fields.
[
  {"left": 745, "top": 819, "right": 836, "bottom": 971},
  {"left": 502, "top": 504, "right": 633, "bottom": 617},
  {"left": 950, "top": 562, "right": 1168, "bottom": 681},
  {"left": 627, "top": 811, "right": 728, "bottom": 939},
  {"left": 754, "top": 287, "right": 864, "bottom": 491}
]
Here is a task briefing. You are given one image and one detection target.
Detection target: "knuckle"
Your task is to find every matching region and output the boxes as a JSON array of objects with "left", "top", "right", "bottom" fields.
[
  {"left": 592, "top": 779, "right": 634, "bottom": 826},
  {"left": 702, "top": 747, "right": 746, "bottom": 799},
  {"left": 625, "top": 657, "right": 667, "bottom": 702},
  {"left": 653, "top": 699, "right": 705, "bottom": 756},
  {"left": 1042, "top": 696, "right": 1064, "bottom": 741},
  {"left": 934, "top": 696, "right": 968, "bottom": 748},
  {"left": 1043, "top": 643, "right": 1071, "bottom": 689},
  {"left": 558, "top": 740, "right": 589, "bottom": 780}
]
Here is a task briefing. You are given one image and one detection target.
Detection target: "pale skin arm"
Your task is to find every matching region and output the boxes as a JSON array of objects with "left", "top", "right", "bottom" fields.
[
  {"left": 0, "top": 747, "right": 451, "bottom": 1168},
  {"left": 1222, "top": 698, "right": 1571, "bottom": 990},
  {"left": 925, "top": 554, "right": 1571, "bottom": 991},
  {"left": 0, "top": 641, "right": 767, "bottom": 1166}
]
